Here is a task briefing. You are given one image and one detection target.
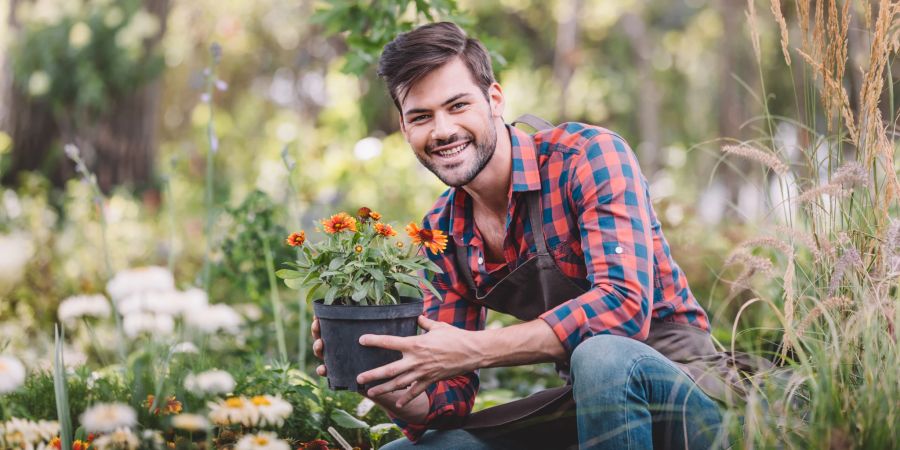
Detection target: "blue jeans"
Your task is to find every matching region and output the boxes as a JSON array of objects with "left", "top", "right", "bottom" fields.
[{"left": 382, "top": 335, "right": 726, "bottom": 449}]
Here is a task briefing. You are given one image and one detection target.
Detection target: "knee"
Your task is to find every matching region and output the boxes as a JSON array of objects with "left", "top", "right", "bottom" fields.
[{"left": 570, "top": 335, "right": 657, "bottom": 384}]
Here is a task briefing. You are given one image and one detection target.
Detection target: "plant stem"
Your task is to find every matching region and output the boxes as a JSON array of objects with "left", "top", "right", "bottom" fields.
[
  {"left": 202, "top": 44, "right": 221, "bottom": 295},
  {"left": 263, "top": 233, "right": 288, "bottom": 362},
  {"left": 282, "top": 145, "right": 308, "bottom": 369}
]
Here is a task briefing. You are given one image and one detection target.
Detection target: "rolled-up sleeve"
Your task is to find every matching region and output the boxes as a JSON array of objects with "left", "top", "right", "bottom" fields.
[{"left": 539, "top": 133, "right": 654, "bottom": 355}]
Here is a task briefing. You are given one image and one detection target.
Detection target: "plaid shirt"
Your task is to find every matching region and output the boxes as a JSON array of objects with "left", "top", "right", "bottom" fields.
[{"left": 393, "top": 122, "right": 710, "bottom": 441}]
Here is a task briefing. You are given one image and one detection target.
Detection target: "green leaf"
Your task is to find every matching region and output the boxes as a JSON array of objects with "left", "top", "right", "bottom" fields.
[
  {"left": 364, "top": 267, "right": 386, "bottom": 281},
  {"left": 420, "top": 278, "right": 443, "bottom": 301},
  {"left": 393, "top": 272, "right": 423, "bottom": 288},
  {"left": 276, "top": 269, "right": 302, "bottom": 279},
  {"left": 331, "top": 408, "right": 370, "bottom": 429},
  {"left": 284, "top": 277, "right": 306, "bottom": 290},
  {"left": 324, "top": 286, "right": 339, "bottom": 305},
  {"left": 329, "top": 257, "right": 346, "bottom": 270},
  {"left": 351, "top": 284, "right": 368, "bottom": 302}
]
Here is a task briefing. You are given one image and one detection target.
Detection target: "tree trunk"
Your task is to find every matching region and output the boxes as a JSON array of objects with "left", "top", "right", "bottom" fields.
[
  {"left": 1, "top": 0, "right": 170, "bottom": 193},
  {"left": 621, "top": 11, "right": 661, "bottom": 174},
  {"left": 553, "top": 0, "right": 584, "bottom": 119}
]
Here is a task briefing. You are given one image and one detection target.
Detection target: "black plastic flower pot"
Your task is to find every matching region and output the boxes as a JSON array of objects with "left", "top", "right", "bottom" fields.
[{"left": 313, "top": 296, "right": 423, "bottom": 393}]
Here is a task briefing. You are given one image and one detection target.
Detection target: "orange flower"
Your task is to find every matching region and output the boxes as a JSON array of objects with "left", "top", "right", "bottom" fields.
[
  {"left": 406, "top": 222, "right": 448, "bottom": 254},
  {"left": 357, "top": 207, "right": 372, "bottom": 220},
  {"left": 369, "top": 211, "right": 382, "bottom": 221},
  {"left": 72, "top": 440, "right": 88, "bottom": 450},
  {"left": 286, "top": 231, "right": 306, "bottom": 247},
  {"left": 354, "top": 245, "right": 364, "bottom": 253},
  {"left": 49, "top": 437, "right": 61, "bottom": 450},
  {"left": 143, "top": 394, "right": 182, "bottom": 415},
  {"left": 374, "top": 223, "right": 397, "bottom": 237},
  {"left": 396, "top": 241, "right": 404, "bottom": 248},
  {"left": 322, "top": 213, "right": 358, "bottom": 234}
]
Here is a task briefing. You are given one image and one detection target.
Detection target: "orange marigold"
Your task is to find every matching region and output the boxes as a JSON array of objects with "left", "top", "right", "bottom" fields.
[
  {"left": 357, "top": 207, "right": 372, "bottom": 220},
  {"left": 143, "top": 394, "right": 182, "bottom": 415},
  {"left": 322, "top": 213, "right": 357, "bottom": 234},
  {"left": 374, "top": 223, "right": 397, "bottom": 237},
  {"left": 286, "top": 231, "right": 306, "bottom": 247},
  {"left": 72, "top": 440, "right": 88, "bottom": 450},
  {"left": 406, "top": 222, "right": 448, "bottom": 254},
  {"left": 369, "top": 211, "right": 382, "bottom": 221},
  {"left": 49, "top": 437, "right": 61, "bottom": 450}
]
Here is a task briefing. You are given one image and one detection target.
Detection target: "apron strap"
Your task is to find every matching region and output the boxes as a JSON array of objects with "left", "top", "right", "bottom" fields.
[
  {"left": 526, "top": 190, "right": 549, "bottom": 255},
  {"left": 511, "top": 114, "right": 555, "bottom": 132}
]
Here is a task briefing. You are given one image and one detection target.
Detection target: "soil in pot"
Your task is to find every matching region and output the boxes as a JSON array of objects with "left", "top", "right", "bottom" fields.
[{"left": 313, "top": 296, "right": 423, "bottom": 393}]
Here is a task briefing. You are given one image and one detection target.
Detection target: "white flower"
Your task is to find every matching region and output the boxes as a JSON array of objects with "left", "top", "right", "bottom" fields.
[
  {"left": 0, "top": 232, "right": 34, "bottom": 290},
  {"left": 171, "top": 341, "right": 199, "bottom": 354},
  {"left": 184, "top": 370, "right": 235, "bottom": 395},
  {"left": 170, "top": 413, "right": 209, "bottom": 431},
  {"left": 92, "top": 427, "right": 139, "bottom": 450},
  {"left": 123, "top": 312, "right": 174, "bottom": 338},
  {"left": 68, "top": 21, "right": 92, "bottom": 49},
  {"left": 185, "top": 303, "right": 243, "bottom": 334},
  {"left": 207, "top": 396, "right": 259, "bottom": 427},
  {"left": 79, "top": 403, "right": 137, "bottom": 433},
  {"left": 118, "top": 288, "right": 207, "bottom": 318},
  {"left": 235, "top": 432, "right": 290, "bottom": 450},
  {"left": 250, "top": 395, "right": 293, "bottom": 427},
  {"left": 356, "top": 397, "right": 376, "bottom": 417},
  {"left": 140, "top": 429, "right": 164, "bottom": 448},
  {"left": 234, "top": 303, "right": 263, "bottom": 321},
  {"left": 106, "top": 266, "right": 175, "bottom": 302},
  {"left": 58, "top": 294, "right": 111, "bottom": 323},
  {"left": 0, "top": 355, "right": 26, "bottom": 394},
  {"left": 0, "top": 418, "right": 59, "bottom": 448}
]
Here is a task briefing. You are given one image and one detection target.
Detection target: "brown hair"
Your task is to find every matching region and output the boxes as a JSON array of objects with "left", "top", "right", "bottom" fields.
[{"left": 377, "top": 22, "right": 495, "bottom": 113}]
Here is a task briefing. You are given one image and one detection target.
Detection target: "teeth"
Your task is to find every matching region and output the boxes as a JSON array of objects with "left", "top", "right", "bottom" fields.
[{"left": 437, "top": 141, "right": 468, "bottom": 157}]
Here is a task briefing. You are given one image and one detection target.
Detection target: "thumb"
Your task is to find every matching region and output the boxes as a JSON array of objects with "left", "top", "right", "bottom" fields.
[{"left": 418, "top": 315, "right": 441, "bottom": 331}]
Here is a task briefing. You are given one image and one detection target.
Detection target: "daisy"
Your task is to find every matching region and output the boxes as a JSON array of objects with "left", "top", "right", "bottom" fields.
[
  {"left": 250, "top": 395, "right": 293, "bottom": 427},
  {"left": 406, "top": 222, "right": 448, "bottom": 254},
  {"left": 122, "top": 312, "right": 175, "bottom": 339},
  {"left": 106, "top": 266, "right": 175, "bottom": 302},
  {"left": 0, "top": 355, "right": 26, "bottom": 394},
  {"left": 321, "top": 213, "right": 357, "bottom": 234},
  {"left": 184, "top": 303, "right": 243, "bottom": 334},
  {"left": 207, "top": 396, "right": 259, "bottom": 427},
  {"left": 184, "top": 369, "right": 235, "bottom": 395},
  {"left": 171, "top": 341, "right": 199, "bottom": 354},
  {"left": 286, "top": 231, "right": 306, "bottom": 247},
  {"left": 373, "top": 223, "right": 397, "bottom": 237},
  {"left": 235, "top": 432, "right": 290, "bottom": 450},
  {"left": 79, "top": 403, "right": 137, "bottom": 433},
  {"left": 91, "top": 427, "right": 139, "bottom": 450},
  {"left": 171, "top": 413, "right": 209, "bottom": 432},
  {"left": 58, "top": 294, "right": 111, "bottom": 324}
]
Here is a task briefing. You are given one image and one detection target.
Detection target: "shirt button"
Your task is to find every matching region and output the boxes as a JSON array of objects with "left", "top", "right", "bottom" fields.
[
  {"left": 615, "top": 246, "right": 623, "bottom": 254},
  {"left": 477, "top": 257, "right": 484, "bottom": 265}
]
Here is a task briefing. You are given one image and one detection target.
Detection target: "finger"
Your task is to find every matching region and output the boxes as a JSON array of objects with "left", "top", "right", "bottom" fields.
[
  {"left": 357, "top": 358, "right": 412, "bottom": 385},
  {"left": 417, "top": 315, "right": 441, "bottom": 331},
  {"left": 311, "top": 317, "right": 320, "bottom": 339},
  {"left": 366, "top": 370, "right": 420, "bottom": 398},
  {"left": 397, "top": 379, "right": 430, "bottom": 408},
  {"left": 313, "top": 339, "right": 324, "bottom": 359},
  {"left": 316, "top": 364, "right": 327, "bottom": 376},
  {"left": 358, "top": 334, "right": 409, "bottom": 351}
]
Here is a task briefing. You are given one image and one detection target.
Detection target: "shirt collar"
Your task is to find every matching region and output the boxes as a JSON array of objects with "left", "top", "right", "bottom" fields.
[{"left": 447, "top": 124, "right": 542, "bottom": 245}]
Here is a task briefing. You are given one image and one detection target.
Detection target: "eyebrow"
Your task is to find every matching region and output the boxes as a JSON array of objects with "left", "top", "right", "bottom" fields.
[{"left": 403, "top": 93, "right": 471, "bottom": 117}]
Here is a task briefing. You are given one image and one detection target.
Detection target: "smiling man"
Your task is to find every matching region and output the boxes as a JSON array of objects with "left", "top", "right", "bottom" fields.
[{"left": 311, "top": 22, "right": 734, "bottom": 449}]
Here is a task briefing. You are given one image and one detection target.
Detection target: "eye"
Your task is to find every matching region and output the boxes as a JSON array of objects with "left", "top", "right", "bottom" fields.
[
  {"left": 451, "top": 102, "right": 468, "bottom": 111},
  {"left": 409, "top": 114, "right": 430, "bottom": 123}
]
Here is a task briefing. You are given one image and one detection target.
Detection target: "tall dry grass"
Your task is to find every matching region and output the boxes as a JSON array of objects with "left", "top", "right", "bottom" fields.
[{"left": 718, "top": 1, "right": 900, "bottom": 448}]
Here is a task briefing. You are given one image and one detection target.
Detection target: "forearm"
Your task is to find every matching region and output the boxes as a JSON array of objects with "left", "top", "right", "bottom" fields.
[{"left": 474, "top": 319, "right": 567, "bottom": 368}]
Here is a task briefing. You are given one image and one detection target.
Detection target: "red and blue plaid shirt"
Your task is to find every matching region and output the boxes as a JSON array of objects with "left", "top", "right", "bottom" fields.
[{"left": 394, "top": 122, "right": 710, "bottom": 441}]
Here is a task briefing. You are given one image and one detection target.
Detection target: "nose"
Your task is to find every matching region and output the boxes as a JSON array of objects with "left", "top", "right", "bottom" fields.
[{"left": 431, "top": 112, "right": 458, "bottom": 141}]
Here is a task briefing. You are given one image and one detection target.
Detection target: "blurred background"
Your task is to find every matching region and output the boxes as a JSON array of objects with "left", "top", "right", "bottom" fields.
[{"left": 0, "top": 0, "right": 894, "bottom": 391}]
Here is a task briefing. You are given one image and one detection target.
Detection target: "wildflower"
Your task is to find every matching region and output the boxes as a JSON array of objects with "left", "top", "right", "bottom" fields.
[
  {"left": 171, "top": 413, "right": 209, "bottom": 432},
  {"left": 374, "top": 223, "right": 397, "bottom": 237},
  {"left": 354, "top": 245, "right": 364, "bottom": 253},
  {"left": 321, "top": 213, "right": 357, "bottom": 234},
  {"left": 79, "top": 403, "right": 137, "bottom": 433},
  {"left": 286, "top": 231, "right": 306, "bottom": 247},
  {"left": 140, "top": 430, "right": 164, "bottom": 449},
  {"left": 396, "top": 241, "right": 404, "bottom": 248},
  {"left": 406, "top": 222, "right": 448, "bottom": 254},
  {"left": 27, "top": 71, "right": 50, "bottom": 96},
  {"left": 297, "top": 439, "right": 331, "bottom": 450},
  {"left": 184, "top": 370, "right": 235, "bottom": 395},
  {"left": 235, "top": 432, "right": 290, "bottom": 450},
  {"left": 58, "top": 294, "right": 111, "bottom": 324},
  {"left": 72, "top": 439, "right": 89, "bottom": 450},
  {"left": 357, "top": 207, "right": 373, "bottom": 220},
  {"left": 250, "top": 395, "right": 293, "bottom": 427},
  {"left": 106, "top": 267, "right": 175, "bottom": 302},
  {"left": 68, "top": 21, "right": 92, "bottom": 49},
  {"left": 0, "top": 355, "right": 26, "bottom": 394},
  {"left": 122, "top": 312, "right": 175, "bottom": 339},
  {"left": 49, "top": 436, "right": 61, "bottom": 449},
  {"left": 143, "top": 394, "right": 182, "bottom": 415},
  {"left": 369, "top": 211, "right": 382, "bottom": 221},
  {"left": 171, "top": 342, "right": 199, "bottom": 354},
  {"left": 0, "top": 418, "right": 58, "bottom": 448},
  {"left": 184, "top": 303, "right": 243, "bottom": 334},
  {"left": 207, "top": 396, "right": 259, "bottom": 427},
  {"left": 91, "top": 427, "right": 139, "bottom": 450}
]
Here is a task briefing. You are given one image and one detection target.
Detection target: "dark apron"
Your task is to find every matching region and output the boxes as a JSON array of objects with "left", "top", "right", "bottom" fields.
[{"left": 450, "top": 125, "right": 770, "bottom": 446}]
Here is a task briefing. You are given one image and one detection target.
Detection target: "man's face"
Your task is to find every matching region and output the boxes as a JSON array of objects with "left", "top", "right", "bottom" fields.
[{"left": 398, "top": 57, "right": 501, "bottom": 187}]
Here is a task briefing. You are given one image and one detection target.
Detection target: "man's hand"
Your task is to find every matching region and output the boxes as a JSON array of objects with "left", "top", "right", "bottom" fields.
[
  {"left": 357, "top": 315, "right": 480, "bottom": 408},
  {"left": 311, "top": 316, "right": 328, "bottom": 377}
]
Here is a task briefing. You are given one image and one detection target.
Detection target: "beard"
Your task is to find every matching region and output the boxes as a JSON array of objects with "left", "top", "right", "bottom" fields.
[{"left": 416, "top": 123, "right": 498, "bottom": 188}]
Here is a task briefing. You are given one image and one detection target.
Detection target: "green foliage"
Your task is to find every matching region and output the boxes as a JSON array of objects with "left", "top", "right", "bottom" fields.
[
  {"left": 10, "top": 0, "right": 164, "bottom": 115},
  {"left": 312, "top": 0, "right": 461, "bottom": 74},
  {"left": 278, "top": 210, "right": 443, "bottom": 306}
]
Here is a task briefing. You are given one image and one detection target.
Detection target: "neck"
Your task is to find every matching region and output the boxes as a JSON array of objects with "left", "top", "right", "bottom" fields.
[{"left": 463, "top": 120, "right": 511, "bottom": 216}]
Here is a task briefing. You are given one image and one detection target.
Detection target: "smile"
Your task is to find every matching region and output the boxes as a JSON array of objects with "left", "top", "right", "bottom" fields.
[{"left": 433, "top": 141, "right": 470, "bottom": 158}]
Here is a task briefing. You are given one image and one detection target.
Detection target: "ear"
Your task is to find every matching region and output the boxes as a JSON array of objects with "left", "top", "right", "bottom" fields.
[{"left": 487, "top": 82, "right": 505, "bottom": 118}]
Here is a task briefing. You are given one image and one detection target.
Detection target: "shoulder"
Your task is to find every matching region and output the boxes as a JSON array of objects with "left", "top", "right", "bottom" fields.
[{"left": 533, "top": 122, "right": 631, "bottom": 158}]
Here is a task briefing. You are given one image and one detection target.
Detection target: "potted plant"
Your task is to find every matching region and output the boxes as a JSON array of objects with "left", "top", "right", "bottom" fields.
[{"left": 277, "top": 207, "right": 446, "bottom": 392}]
